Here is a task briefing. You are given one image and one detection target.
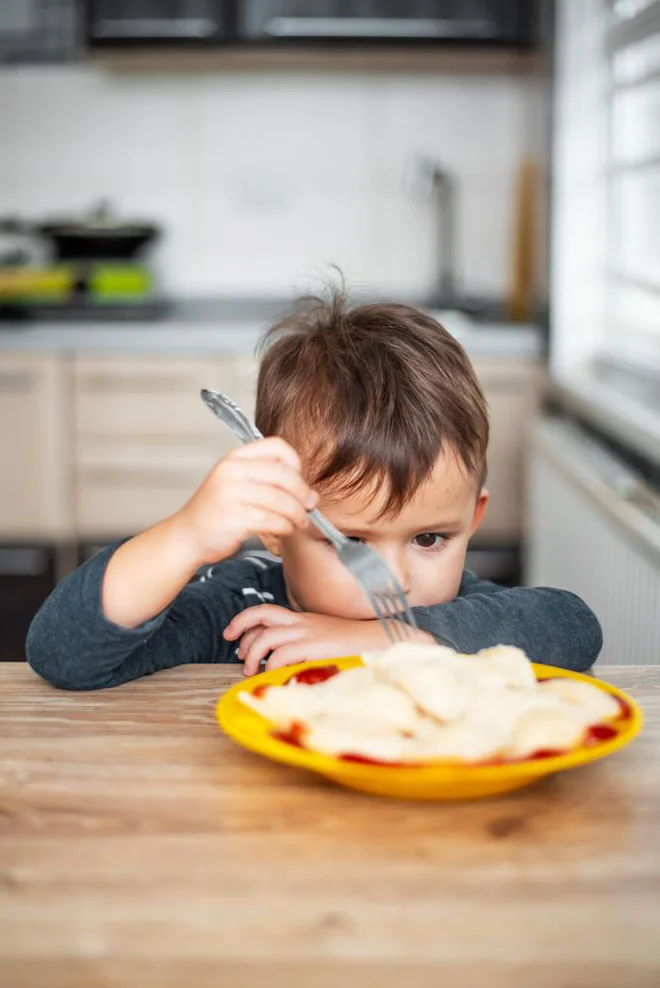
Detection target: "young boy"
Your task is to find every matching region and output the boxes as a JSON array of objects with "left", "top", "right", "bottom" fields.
[{"left": 27, "top": 292, "right": 602, "bottom": 690}]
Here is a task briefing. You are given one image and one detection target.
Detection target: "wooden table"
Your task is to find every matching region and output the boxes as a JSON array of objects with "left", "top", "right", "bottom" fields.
[{"left": 1, "top": 664, "right": 659, "bottom": 988}]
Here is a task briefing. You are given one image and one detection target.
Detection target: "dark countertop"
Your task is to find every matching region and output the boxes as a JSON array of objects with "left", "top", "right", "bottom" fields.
[{"left": 0, "top": 297, "right": 545, "bottom": 360}]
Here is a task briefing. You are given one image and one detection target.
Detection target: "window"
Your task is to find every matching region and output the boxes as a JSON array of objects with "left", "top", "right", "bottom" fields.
[{"left": 552, "top": 0, "right": 660, "bottom": 371}]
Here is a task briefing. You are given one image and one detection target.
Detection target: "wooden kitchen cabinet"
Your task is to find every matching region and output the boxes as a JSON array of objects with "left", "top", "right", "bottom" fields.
[
  {"left": 474, "top": 359, "right": 544, "bottom": 542},
  {"left": 70, "top": 351, "right": 542, "bottom": 543},
  {"left": 0, "top": 353, "right": 72, "bottom": 540},
  {"left": 0, "top": 347, "right": 542, "bottom": 548},
  {"left": 72, "top": 354, "right": 259, "bottom": 539}
]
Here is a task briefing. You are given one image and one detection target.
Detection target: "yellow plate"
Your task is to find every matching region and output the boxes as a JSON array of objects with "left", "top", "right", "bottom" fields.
[{"left": 216, "top": 658, "right": 643, "bottom": 801}]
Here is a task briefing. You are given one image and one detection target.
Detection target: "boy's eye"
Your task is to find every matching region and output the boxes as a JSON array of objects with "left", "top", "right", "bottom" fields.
[
  {"left": 323, "top": 535, "right": 365, "bottom": 550},
  {"left": 413, "top": 532, "right": 445, "bottom": 550}
]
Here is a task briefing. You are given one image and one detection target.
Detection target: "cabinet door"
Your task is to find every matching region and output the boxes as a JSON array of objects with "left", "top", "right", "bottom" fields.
[
  {"left": 76, "top": 458, "right": 214, "bottom": 540},
  {"left": 72, "top": 354, "right": 260, "bottom": 539},
  {"left": 474, "top": 360, "right": 543, "bottom": 542},
  {"left": 0, "top": 353, "right": 72, "bottom": 539},
  {"left": 74, "top": 355, "right": 260, "bottom": 440}
]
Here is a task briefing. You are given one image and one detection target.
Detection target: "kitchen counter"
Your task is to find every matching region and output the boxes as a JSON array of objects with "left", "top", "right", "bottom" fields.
[
  {"left": 0, "top": 298, "right": 544, "bottom": 359},
  {"left": 1, "top": 663, "right": 658, "bottom": 988}
]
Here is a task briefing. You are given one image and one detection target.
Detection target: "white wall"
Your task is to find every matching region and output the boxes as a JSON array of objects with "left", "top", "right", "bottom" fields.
[{"left": 0, "top": 64, "right": 547, "bottom": 298}]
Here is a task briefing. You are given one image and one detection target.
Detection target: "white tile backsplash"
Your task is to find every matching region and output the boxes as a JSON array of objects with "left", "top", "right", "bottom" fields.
[{"left": 0, "top": 63, "right": 546, "bottom": 298}]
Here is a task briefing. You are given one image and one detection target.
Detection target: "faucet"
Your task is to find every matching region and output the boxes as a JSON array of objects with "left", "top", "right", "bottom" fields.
[{"left": 403, "top": 154, "right": 458, "bottom": 304}]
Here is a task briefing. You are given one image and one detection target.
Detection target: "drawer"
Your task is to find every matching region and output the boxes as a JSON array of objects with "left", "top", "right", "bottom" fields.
[
  {"left": 74, "top": 439, "right": 229, "bottom": 538},
  {"left": 478, "top": 371, "right": 544, "bottom": 541},
  {"left": 73, "top": 355, "right": 259, "bottom": 439},
  {"left": 75, "top": 437, "right": 237, "bottom": 469},
  {"left": 75, "top": 463, "right": 212, "bottom": 539}
]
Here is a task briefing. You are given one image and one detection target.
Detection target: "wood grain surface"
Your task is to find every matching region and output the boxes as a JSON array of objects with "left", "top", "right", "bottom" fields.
[{"left": 1, "top": 663, "right": 659, "bottom": 988}]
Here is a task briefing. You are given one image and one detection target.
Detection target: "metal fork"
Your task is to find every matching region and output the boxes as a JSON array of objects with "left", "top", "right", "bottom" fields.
[{"left": 200, "top": 388, "right": 417, "bottom": 643}]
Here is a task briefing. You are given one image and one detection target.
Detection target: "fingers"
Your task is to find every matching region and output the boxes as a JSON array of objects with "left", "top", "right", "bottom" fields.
[
  {"left": 224, "top": 604, "right": 295, "bottom": 641},
  {"left": 242, "top": 625, "right": 303, "bottom": 676},
  {"left": 264, "top": 644, "right": 311, "bottom": 671},
  {"left": 225, "top": 457, "right": 317, "bottom": 512},
  {"left": 231, "top": 436, "right": 302, "bottom": 473},
  {"left": 235, "top": 625, "right": 263, "bottom": 659}
]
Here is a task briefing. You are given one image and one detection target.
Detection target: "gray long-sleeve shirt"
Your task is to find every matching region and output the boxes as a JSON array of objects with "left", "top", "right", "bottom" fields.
[{"left": 26, "top": 545, "right": 603, "bottom": 690}]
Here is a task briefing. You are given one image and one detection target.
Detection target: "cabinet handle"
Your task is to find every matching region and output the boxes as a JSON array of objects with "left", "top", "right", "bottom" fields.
[
  {"left": 0, "top": 371, "right": 34, "bottom": 392},
  {"left": 80, "top": 467, "right": 202, "bottom": 488}
]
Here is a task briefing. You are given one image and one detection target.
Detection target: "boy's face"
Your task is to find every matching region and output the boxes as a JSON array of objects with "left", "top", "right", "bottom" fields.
[{"left": 265, "top": 450, "right": 488, "bottom": 620}]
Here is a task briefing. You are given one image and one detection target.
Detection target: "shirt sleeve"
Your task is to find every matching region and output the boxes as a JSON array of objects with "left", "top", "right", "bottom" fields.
[
  {"left": 26, "top": 545, "right": 248, "bottom": 690},
  {"left": 411, "top": 571, "right": 603, "bottom": 672}
]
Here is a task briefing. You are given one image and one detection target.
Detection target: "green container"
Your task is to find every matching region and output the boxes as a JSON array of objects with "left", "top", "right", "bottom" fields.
[{"left": 90, "top": 265, "right": 152, "bottom": 301}]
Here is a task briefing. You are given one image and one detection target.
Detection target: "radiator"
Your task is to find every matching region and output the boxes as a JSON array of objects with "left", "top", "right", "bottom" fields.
[{"left": 526, "top": 417, "right": 660, "bottom": 665}]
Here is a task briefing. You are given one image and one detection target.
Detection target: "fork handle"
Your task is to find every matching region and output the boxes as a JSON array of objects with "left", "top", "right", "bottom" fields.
[
  {"left": 201, "top": 389, "right": 347, "bottom": 549},
  {"left": 307, "top": 508, "right": 347, "bottom": 548},
  {"left": 200, "top": 388, "right": 262, "bottom": 444}
]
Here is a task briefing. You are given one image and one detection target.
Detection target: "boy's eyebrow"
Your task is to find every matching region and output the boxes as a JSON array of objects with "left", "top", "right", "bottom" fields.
[
  {"left": 412, "top": 520, "right": 464, "bottom": 531},
  {"left": 330, "top": 519, "right": 465, "bottom": 537}
]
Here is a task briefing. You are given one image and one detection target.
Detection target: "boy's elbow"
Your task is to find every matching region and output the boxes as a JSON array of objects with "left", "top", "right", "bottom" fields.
[
  {"left": 579, "top": 619, "right": 604, "bottom": 672},
  {"left": 26, "top": 613, "right": 95, "bottom": 691},
  {"left": 559, "top": 592, "right": 603, "bottom": 672}
]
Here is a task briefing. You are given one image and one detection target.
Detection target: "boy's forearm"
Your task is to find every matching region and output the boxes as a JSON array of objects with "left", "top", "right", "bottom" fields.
[
  {"left": 412, "top": 587, "right": 603, "bottom": 672},
  {"left": 101, "top": 513, "right": 204, "bottom": 628}
]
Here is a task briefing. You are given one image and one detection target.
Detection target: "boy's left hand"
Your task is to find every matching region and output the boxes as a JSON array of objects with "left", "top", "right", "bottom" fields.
[{"left": 223, "top": 605, "right": 434, "bottom": 677}]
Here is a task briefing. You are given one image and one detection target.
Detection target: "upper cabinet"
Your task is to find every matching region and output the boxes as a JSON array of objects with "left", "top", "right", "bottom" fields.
[
  {"left": 236, "top": 0, "right": 536, "bottom": 46},
  {"left": 87, "top": 0, "right": 542, "bottom": 49},
  {"left": 0, "top": 1, "right": 80, "bottom": 63},
  {"left": 2, "top": 1, "right": 548, "bottom": 66}
]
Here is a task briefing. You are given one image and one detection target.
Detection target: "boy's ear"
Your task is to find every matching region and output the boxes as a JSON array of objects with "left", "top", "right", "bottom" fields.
[
  {"left": 260, "top": 533, "right": 282, "bottom": 557},
  {"left": 470, "top": 488, "right": 489, "bottom": 536}
]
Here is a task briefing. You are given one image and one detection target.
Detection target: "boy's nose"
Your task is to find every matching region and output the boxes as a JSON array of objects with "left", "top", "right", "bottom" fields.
[{"left": 380, "top": 548, "right": 411, "bottom": 597}]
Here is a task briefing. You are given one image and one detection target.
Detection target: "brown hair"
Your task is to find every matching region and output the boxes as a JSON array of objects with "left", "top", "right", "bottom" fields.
[{"left": 256, "top": 288, "right": 489, "bottom": 515}]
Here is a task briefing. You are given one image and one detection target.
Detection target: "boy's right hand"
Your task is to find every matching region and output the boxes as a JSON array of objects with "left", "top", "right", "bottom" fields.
[{"left": 173, "top": 437, "right": 317, "bottom": 566}]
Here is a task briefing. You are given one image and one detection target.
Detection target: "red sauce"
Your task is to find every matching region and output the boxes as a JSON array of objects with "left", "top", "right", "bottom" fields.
[
  {"left": 338, "top": 753, "right": 420, "bottom": 768},
  {"left": 252, "top": 684, "right": 270, "bottom": 698},
  {"left": 475, "top": 748, "right": 565, "bottom": 767},
  {"left": 585, "top": 723, "right": 618, "bottom": 744},
  {"left": 286, "top": 664, "right": 340, "bottom": 686},
  {"left": 528, "top": 748, "right": 565, "bottom": 761},
  {"left": 272, "top": 721, "right": 307, "bottom": 748}
]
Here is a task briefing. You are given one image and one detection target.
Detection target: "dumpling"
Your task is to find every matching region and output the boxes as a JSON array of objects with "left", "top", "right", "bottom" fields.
[
  {"left": 380, "top": 658, "right": 473, "bottom": 723},
  {"left": 362, "top": 641, "right": 461, "bottom": 669},
  {"left": 413, "top": 717, "right": 506, "bottom": 762},
  {"left": 239, "top": 666, "right": 376, "bottom": 725},
  {"left": 319, "top": 680, "right": 425, "bottom": 734},
  {"left": 240, "top": 665, "right": 428, "bottom": 738},
  {"left": 468, "top": 645, "right": 536, "bottom": 691},
  {"left": 506, "top": 705, "right": 588, "bottom": 759},
  {"left": 363, "top": 643, "right": 474, "bottom": 722},
  {"left": 303, "top": 714, "right": 419, "bottom": 763},
  {"left": 414, "top": 690, "right": 536, "bottom": 762},
  {"left": 537, "top": 678, "right": 620, "bottom": 722},
  {"left": 238, "top": 683, "right": 322, "bottom": 727}
]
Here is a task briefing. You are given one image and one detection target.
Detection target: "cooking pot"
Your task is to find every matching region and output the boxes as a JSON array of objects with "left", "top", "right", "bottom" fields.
[{"left": 0, "top": 201, "right": 161, "bottom": 261}]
